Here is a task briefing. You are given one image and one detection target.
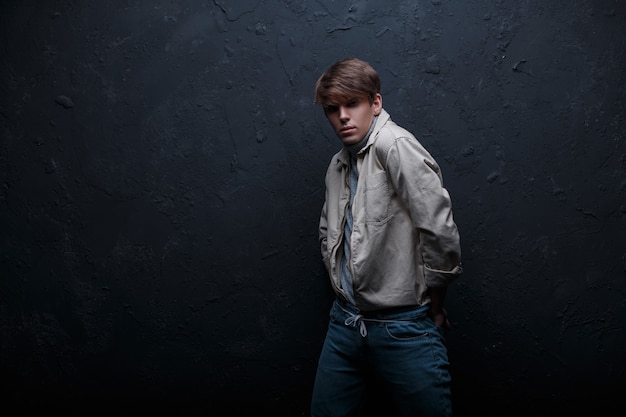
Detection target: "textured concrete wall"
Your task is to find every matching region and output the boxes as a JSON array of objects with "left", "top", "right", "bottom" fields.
[{"left": 1, "top": 0, "right": 625, "bottom": 415}]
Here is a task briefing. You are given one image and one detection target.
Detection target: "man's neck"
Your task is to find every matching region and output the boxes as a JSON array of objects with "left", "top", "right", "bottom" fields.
[{"left": 346, "top": 115, "right": 378, "bottom": 157}]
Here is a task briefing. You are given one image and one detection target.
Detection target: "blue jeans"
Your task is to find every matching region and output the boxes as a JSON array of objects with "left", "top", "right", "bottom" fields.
[{"left": 311, "top": 298, "right": 452, "bottom": 417}]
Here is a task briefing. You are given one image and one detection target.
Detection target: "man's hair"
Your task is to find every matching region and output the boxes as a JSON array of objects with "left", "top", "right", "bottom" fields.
[{"left": 314, "top": 57, "right": 381, "bottom": 106}]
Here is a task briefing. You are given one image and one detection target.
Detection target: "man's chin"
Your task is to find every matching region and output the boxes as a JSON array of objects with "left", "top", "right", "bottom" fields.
[{"left": 339, "top": 135, "right": 362, "bottom": 145}]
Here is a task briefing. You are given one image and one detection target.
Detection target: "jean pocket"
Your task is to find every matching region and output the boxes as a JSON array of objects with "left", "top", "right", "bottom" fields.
[
  {"left": 384, "top": 320, "right": 430, "bottom": 341},
  {"left": 329, "top": 305, "right": 344, "bottom": 323}
]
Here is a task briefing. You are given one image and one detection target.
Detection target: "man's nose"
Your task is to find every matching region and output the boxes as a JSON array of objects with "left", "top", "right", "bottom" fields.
[{"left": 338, "top": 106, "right": 349, "bottom": 121}]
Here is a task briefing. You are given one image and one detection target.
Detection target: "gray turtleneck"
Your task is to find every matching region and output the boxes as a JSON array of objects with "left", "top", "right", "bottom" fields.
[{"left": 339, "top": 116, "right": 378, "bottom": 305}]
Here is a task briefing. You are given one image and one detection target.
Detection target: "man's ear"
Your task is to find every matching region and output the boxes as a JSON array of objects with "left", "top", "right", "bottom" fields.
[{"left": 373, "top": 93, "right": 382, "bottom": 115}]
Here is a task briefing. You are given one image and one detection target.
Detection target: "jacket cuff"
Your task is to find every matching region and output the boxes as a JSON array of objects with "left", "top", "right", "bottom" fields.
[{"left": 424, "top": 264, "right": 463, "bottom": 287}]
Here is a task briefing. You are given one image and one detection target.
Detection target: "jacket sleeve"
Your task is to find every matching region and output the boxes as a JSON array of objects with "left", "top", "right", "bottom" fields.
[
  {"left": 378, "top": 130, "right": 462, "bottom": 287},
  {"left": 318, "top": 165, "right": 331, "bottom": 272},
  {"left": 319, "top": 197, "right": 329, "bottom": 264}
]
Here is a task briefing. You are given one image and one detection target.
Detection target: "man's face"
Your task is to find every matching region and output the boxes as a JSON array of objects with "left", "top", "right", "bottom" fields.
[{"left": 324, "top": 93, "right": 382, "bottom": 146}]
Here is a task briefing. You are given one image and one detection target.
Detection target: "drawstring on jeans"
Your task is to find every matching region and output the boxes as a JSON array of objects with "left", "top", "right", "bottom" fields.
[
  {"left": 344, "top": 314, "right": 368, "bottom": 337},
  {"left": 339, "top": 303, "right": 421, "bottom": 338}
]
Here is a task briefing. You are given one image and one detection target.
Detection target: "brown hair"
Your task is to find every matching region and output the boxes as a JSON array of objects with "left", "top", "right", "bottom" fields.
[{"left": 314, "top": 58, "right": 381, "bottom": 106}]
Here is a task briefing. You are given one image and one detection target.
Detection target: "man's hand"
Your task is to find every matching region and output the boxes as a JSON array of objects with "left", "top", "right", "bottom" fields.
[
  {"left": 428, "top": 286, "right": 452, "bottom": 329},
  {"left": 430, "top": 307, "right": 451, "bottom": 329}
]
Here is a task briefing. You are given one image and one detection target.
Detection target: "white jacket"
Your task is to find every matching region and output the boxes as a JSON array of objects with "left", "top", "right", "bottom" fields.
[{"left": 319, "top": 109, "right": 462, "bottom": 311}]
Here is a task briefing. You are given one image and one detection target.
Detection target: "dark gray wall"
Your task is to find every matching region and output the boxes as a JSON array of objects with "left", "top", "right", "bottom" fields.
[{"left": 1, "top": 1, "right": 624, "bottom": 415}]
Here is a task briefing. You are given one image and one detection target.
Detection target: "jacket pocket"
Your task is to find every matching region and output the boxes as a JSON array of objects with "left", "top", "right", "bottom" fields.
[{"left": 361, "top": 172, "right": 391, "bottom": 224}]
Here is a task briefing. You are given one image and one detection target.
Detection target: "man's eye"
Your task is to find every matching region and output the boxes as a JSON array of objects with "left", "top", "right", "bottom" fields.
[
  {"left": 325, "top": 105, "right": 338, "bottom": 113},
  {"left": 347, "top": 100, "right": 358, "bottom": 107}
]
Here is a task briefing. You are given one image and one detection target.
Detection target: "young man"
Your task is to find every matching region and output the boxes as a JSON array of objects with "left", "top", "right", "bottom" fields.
[{"left": 311, "top": 58, "right": 463, "bottom": 417}]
